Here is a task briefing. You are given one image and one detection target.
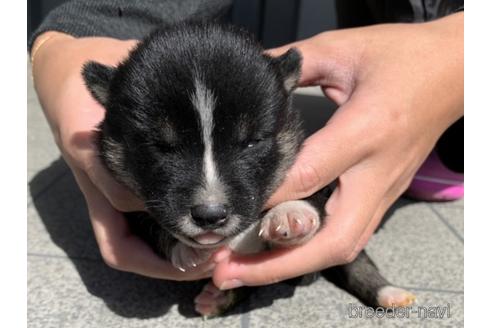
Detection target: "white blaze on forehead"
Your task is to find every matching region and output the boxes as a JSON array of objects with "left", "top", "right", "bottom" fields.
[{"left": 191, "top": 77, "right": 226, "bottom": 204}]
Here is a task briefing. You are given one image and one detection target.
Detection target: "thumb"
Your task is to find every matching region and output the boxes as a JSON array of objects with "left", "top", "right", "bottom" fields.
[
  {"left": 212, "top": 236, "right": 334, "bottom": 289},
  {"left": 265, "top": 99, "right": 368, "bottom": 208},
  {"left": 70, "top": 130, "right": 145, "bottom": 212},
  {"left": 213, "top": 169, "right": 384, "bottom": 289}
]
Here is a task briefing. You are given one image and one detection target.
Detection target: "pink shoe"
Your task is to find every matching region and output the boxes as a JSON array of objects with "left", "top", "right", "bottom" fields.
[{"left": 405, "top": 151, "right": 464, "bottom": 202}]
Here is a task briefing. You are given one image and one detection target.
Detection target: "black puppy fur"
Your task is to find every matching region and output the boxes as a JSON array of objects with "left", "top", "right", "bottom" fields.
[
  {"left": 84, "top": 23, "right": 302, "bottom": 237},
  {"left": 83, "top": 22, "right": 415, "bottom": 316}
]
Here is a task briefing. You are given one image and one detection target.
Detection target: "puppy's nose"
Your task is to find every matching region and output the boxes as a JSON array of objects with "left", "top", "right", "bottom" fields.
[{"left": 191, "top": 204, "right": 228, "bottom": 228}]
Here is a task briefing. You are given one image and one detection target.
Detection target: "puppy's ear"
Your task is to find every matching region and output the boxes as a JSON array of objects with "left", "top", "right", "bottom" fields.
[
  {"left": 267, "top": 48, "right": 302, "bottom": 93},
  {"left": 82, "top": 61, "right": 116, "bottom": 107}
]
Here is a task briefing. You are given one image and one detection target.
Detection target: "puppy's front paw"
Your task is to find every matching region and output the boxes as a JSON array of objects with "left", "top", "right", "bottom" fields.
[
  {"left": 260, "top": 200, "right": 320, "bottom": 246},
  {"left": 170, "top": 242, "right": 211, "bottom": 272}
]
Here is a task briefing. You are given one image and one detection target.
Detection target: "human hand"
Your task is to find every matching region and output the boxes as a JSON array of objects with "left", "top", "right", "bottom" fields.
[
  {"left": 32, "top": 32, "right": 213, "bottom": 280},
  {"left": 213, "top": 13, "right": 463, "bottom": 289}
]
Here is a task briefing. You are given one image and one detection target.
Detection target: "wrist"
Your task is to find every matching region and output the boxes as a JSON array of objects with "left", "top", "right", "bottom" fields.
[
  {"left": 31, "top": 32, "right": 79, "bottom": 145},
  {"left": 425, "top": 12, "right": 464, "bottom": 123},
  {"left": 31, "top": 31, "right": 75, "bottom": 83},
  {"left": 31, "top": 31, "right": 74, "bottom": 62},
  {"left": 32, "top": 32, "right": 136, "bottom": 90}
]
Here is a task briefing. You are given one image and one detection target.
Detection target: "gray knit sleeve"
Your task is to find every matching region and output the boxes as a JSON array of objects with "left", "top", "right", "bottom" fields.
[{"left": 28, "top": 0, "right": 232, "bottom": 51}]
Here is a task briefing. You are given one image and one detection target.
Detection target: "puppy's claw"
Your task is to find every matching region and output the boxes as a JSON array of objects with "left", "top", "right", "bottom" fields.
[
  {"left": 258, "top": 227, "right": 264, "bottom": 237},
  {"left": 294, "top": 217, "right": 303, "bottom": 227},
  {"left": 170, "top": 242, "right": 212, "bottom": 271}
]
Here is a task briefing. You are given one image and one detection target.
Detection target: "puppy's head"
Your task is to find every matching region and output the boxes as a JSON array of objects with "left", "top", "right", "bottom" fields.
[{"left": 83, "top": 23, "right": 303, "bottom": 248}]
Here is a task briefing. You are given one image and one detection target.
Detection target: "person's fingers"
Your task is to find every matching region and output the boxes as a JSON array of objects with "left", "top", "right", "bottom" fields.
[
  {"left": 102, "top": 232, "right": 214, "bottom": 281},
  {"left": 71, "top": 142, "right": 145, "bottom": 212},
  {"left": 266, "top": 97, "right": 375, "bottom": 208},
  {"left": 265, "top": 32, "right": 361, "bottom": 105},
  {"left": 73, "top": 168, "right": 212, "bottom": 280},
  {"left": 213, "top": 169, "right": 385, "bottom": 289},
  {"left": 43, "top": 37, "right": 144, "bottom": 213},
  {"left": 62, "top": 110, "right": 145, "bottom": 212},
  {"left": 86, "top": 158, "right": 146, "bottom": 212}
]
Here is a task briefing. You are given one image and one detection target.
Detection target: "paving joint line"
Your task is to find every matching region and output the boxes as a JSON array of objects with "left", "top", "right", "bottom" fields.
[
  {"left": 427, "top": 204, "right": 464, "bottom": 243},
  {"left": 240, "top": 303, "right": 251, "bottom": 328},
  {"left": 401, "top": 285, "right": 463, "bottom": 295}
]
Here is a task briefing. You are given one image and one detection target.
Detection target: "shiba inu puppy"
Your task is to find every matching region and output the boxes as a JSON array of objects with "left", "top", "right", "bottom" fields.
[{"left": 83, "top": 22, "right": 415, "bottom": 317}]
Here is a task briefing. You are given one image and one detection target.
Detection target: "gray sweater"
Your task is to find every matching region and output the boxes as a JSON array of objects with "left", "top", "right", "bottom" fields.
[
  {"left": 29, "top": 0, "right": 463, "bottom": 51},
  {"left": 29, "top": 0, "right": 232, "bottom": 51}
]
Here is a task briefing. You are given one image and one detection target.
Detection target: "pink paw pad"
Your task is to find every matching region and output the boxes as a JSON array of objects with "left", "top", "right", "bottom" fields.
[{"left": 259, "top": 200, "right": 320, "bottom": 246}]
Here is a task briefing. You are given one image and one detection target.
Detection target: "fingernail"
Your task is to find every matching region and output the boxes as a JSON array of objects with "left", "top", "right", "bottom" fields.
[{"left": 219, "top": 279, "right": 244, "bottom": 290}]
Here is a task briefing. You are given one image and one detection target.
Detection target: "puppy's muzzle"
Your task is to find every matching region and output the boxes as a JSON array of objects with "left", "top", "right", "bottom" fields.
[{"left": 191, "top": 203, "right": 228, "bottom": 229}]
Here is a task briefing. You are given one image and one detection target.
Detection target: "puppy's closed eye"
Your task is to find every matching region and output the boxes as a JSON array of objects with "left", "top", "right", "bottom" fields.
[
  {"left": 243, "top": 137, "right": 269, "bottom": 149},
  {"left": 159, "top": 120, "right": 178, "bottom": 145},
  {"left": 154, "top": 142, "right": 177, "bottom": 154}
]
